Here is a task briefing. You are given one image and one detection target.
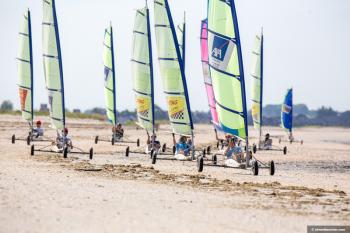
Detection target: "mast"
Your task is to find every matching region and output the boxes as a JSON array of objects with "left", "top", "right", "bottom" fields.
[
  {"left": 182, "top": 12, "right": 186, "bottom": 71},
  {"left": 230, "top": 0, "right": 249, "bottom": 164},
  {"left": 28, "top": 9, "right": 34, "bottom": 128},
  {"left": 259, "top": 28, "right": 264, "bottom": 142},
  {"left": 110, "top": 23, "right": 117, "bottom": 127},
  {"left": 52, "top": 0, "right": 65, "bottom": 129},
  {"left": 146, "top": 2, "right": 155, "bottom": 136}
]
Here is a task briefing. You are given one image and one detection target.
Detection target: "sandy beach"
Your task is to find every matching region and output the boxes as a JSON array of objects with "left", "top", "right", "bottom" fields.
[{"left": 0, "top": 115, "right": 349, "bottom": 233}]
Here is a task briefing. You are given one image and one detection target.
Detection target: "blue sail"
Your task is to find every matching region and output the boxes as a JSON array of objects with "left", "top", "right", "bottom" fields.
[{"left": 281, "top": 88, "right": 293, "bottom": 132}]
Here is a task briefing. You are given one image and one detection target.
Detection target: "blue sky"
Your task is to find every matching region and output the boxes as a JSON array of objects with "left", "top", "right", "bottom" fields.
[{"left": 0, "top": 0, "right": 349, "bottom": 111}]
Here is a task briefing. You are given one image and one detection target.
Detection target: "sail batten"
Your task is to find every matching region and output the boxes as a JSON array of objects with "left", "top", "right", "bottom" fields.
[
  {"left": 42, "top": 0, "right": 65, "bottom": 130},
  {"left": 18, "top": 9, "right": 33, "bottom": 126},
  {"left": 154, "top": 0, "right": 193, "bottom": 135},
  {"left": 132, "top": 6, "right": 155, "bottom": 132},
  {"left": 207, "top": 0, "right": 248, "bottom": 139}
]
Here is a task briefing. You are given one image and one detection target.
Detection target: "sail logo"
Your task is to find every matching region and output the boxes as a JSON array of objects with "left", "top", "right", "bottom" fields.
[
  {"left": 168, "top": 97, "right": 185, "bottom": 120},
  {"left": 211, "top": 36, "right": 229, "bottom": 62},
  {"left": 283, "top": 104, "right": 292, "bottom": 114},
  {"left": 19, "top": 88, "right": 28, "bottom": 111}
]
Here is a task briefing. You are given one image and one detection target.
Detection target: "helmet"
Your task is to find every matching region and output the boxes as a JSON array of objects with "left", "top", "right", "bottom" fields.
[
  {"left": 63, "top": 127, "right": 68, "bottom": 133},
  {"left": 36, "top": 120, "right": 42, "bottom": 125}
]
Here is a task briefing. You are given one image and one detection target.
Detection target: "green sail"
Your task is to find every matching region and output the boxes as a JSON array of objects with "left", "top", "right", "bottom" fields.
[
  {"left": 250, "top": 33, "right": 263, "bottom": 133},
  {"left": 207, "top": 0, "right": 248, "bottom": 139},
  {"left": 18, "top": 9, "right": 33, "bottom": 125},
  {"left": 42, "top": 0, "right": 65, "bottom": 130},
  {"left": 154, "top": 0, "right": 193, "bottom": 136},
  {"left": 103, "top": 24, "right": 117, "bottom": 125},
  {"left": 132, "top": 7, "right": 154, "bottom": 132}
]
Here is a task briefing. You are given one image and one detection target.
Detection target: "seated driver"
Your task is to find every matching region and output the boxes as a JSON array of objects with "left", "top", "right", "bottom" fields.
[
  {"left": 172, "top": 133, "right": 191, "bottom": 156},
  {"left": 112, "top": 123, "right": 124, "bottom": 141},
  {"left": 32, "top": 120, "right": 44, "bottom": 138},
  {"left": 56, "top": 127, "right": 72, "bottom": 150},
  {"left": 264, "top": 133, "right": 273, "bottom": 147},
  {"left": 224, "top": 138, "right": 244, "bottom": 163},
  {"left": 146, "top": 133, "right": 161, "bottom": 151}
]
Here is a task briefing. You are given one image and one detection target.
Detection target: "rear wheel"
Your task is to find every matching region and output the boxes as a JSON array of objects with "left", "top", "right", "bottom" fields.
[
  {"left": 252, "top": 160, "right": 259, "bottom": 176},
  {"left": 207, "top": 146, "right": 211, "bottom": 155},
  {"left": 30, "top": 145, "right": 34, "bottom": 156},
  {"left": 136, "top": 139, "right": 140, "bottom": 147},
  {"left": 162, "top": 143, "right": 166, "bottom": 152},
  {"left": 197, "top": 156, "right": 204, "bottom": 172},
  {"left": 94, "top": 136, "right": 99, "bottom": 144},
  {"left": 202, "top": 149, "right": 206, "bottom": 157},
  {"left": 89, "top": 148, "right": 93, "bottom": 160},
  {"left": 283, "top": 146, "right": 287, "bottom": 155},
  {"left": 125, "top": 146, "right": 130, "bottom": 157},
  {"left": 12, "top": 135, "right": 15, "bottom": 144},
  {"left": 151, "top": 152, "right": 157, "bottom": 164},
  {"left": 63, "top": 147, "right": 68, "bottom": 158},
  {"left": 269, "top": 160, "right": 275, "bottom": 176},
  {"left": 212, "top": 154, "right": 217, "bottom": 165},
  {"left": 253, "top": 144, "right": 257, "bottom": 154},
  {"left": 26, "top": 136, "right": 31, "bottom": 145},
  {"left": 111, "top": 137, "right": 115, "bottom": 146},
  {"left": 216, "top": 141, "right": 220, "bottom": 149},
  {"left": 301, "top": 140, "right": 304, "bottom": 145},
  {"left": 172, "top": 145, "right": 176, "bottom": 155}
]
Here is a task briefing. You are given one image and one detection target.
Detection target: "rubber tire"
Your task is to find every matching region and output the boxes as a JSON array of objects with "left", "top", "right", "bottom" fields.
[
  {"left": 26, "top": 136, "right": 31, "bottom": 145},
  {"left": 137, "top": 139, "right": 140, "bottom": 147},
  {"left": 111, "top": 137, "right": 115, "bottom": 146},
  {"left": 212, "top": 154, "right": 217, "bottom": 165},
  {"left": 279, "top": 138, "right": 281, "bottom": 144},
  {"left": 63, "top": 147, "right": 68, "bottom": 158},
  {"left": 12, "top": 135, "right": 15, "bottom": 144},
  {"left": 89, "top": 148, "right": 93, "bottom": 160},
  {"left": 162, "top": 143, "right": 166, "bottom": 153},
  {"left": 207, "top": 146, "right": 211, "bottom": 155},
  {"left": 216, "top": 141, "right": 219, "bottom": 149},
  {"left": 151, "top": 152, "right": 157, "bottom": 164},
  {"left": 301, "top": 140, "right": 304, "bottom": 145},
  {"left": 172, "top": 146, "right": 176, "bottom": 155},
  {"left": 197, "top": 156, "right": 204, "bottom": 172},
  {"left": 202, "top": 149, "right": 206, "bottom": 157},
  {"left": 253, "top": 144, "right": 257, "bottom": 154},
  {"left": 150, "top": 149, "right": 154, "bottom": 159},
  {"left": 269, "top": 160, "right": 275, "bottom": 176},
  {"left": 95, "top": 136, "right": 99, "bottom": 144},
  {"left": 283, "top": 146, "right": 287, "bottom": 155},
  {"left": 30, "top": 145, "right": 34, "bottom": 156},
  {"left": 125, "top": 146, "right": 130, "bottom": 157},
  {"left": 252, "top": 160, "right": 259, "bottom": 176}
]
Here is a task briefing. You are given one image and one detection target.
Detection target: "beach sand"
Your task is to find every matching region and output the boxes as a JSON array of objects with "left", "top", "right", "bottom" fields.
[{"left": 0, "top": 115, "right": 349, "bottom": 233}]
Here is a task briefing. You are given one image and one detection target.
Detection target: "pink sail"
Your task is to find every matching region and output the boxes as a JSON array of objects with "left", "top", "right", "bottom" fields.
[{"left": 201, "top": 19, "right": 219, "bottom": 127}]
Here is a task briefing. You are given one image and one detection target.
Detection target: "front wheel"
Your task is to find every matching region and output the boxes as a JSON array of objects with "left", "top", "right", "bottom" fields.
[
  {"left": 89, "top": 148, "right": 93, "bottom": 160},
  {"left": 283, "top": 146, "right": 287, "bottom": 155},
  {"left": 63, "top": 147, "right": 68, "bottom": 158},
  {"left": 95, "top": 136, "right": 99, "bottom": 144},
  {"left": 253, "top": 144, "right": 257, "bottom": 154},
  {"left": 206, "top": 146, "right": 211, "bottom": 155},
  {"left": 151, "top": 152, "right": 157, "bottom": 164},
  {"left": 269, "top": 160, "right": 275, "bottom": 176},
  {"left": 125, "top": 146, "right": 130, "bottom": 157},
  {"left": 197, "top": 156, "right": 204, "bottom": 172},
  {"left": 162, "top": 143, "right": 166, "bottom": 153},
  {"left": 172, "top": 146, "right": 176, "bottom": 155},
  {"left": 252, "top": 160, "right": 259, "bottom": 176},
  {"left": 111, "top": 137, "right": 115, "bottom": 146},
  {"left": 30, "top": 145, "right": 34, "bottom": 156},
  {"left": 12, "top": 135, "right": 15, "bottom": 144},
  {"left": 136, "top": 139, "right": 140, "bottom": 147},
  {"left": 212, "top": 154, "right": 217, "bottom": 165},
  {"left": 26, "top": 136, "right": 31, "bottom": 145}
]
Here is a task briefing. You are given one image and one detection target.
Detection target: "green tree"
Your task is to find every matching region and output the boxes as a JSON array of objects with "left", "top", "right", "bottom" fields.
[{"left": 0, "top": 100, "right": 13, "bottom": 111}]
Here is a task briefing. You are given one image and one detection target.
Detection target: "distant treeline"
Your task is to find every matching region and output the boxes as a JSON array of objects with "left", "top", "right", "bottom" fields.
[{"left": 1, "top": 100, "right": 350, "bottom": 127}]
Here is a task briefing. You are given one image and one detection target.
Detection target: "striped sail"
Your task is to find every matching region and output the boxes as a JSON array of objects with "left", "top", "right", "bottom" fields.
[
  {"left": 207, "top": 0, "right": 248, "bottom": 139},
  {"left": 176, "top": 13, "right": 185, "bottom": 67},
  {"left": 281, "top": 88, "right": 293, "bottom": 133},
  {"left": 132, "top": 7, "right": 154, "bottom": 132},
  {"left": 18, "top": 9, "right": 33, "bottom": 125},
  {"left": 200, "top": 19, "right": 219, "bottom": 128},
  {"left": 42, "top": 0, "right": 65, "bottom": 130},
  {"left": 250, "top": 32, "right": 263, "bottom": 134},
  {"left": 154, "top": 0, "right": 193, "bottom": 135},
  {"left": 103, "top": 24, "right": 117, "bottom": 125}
]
